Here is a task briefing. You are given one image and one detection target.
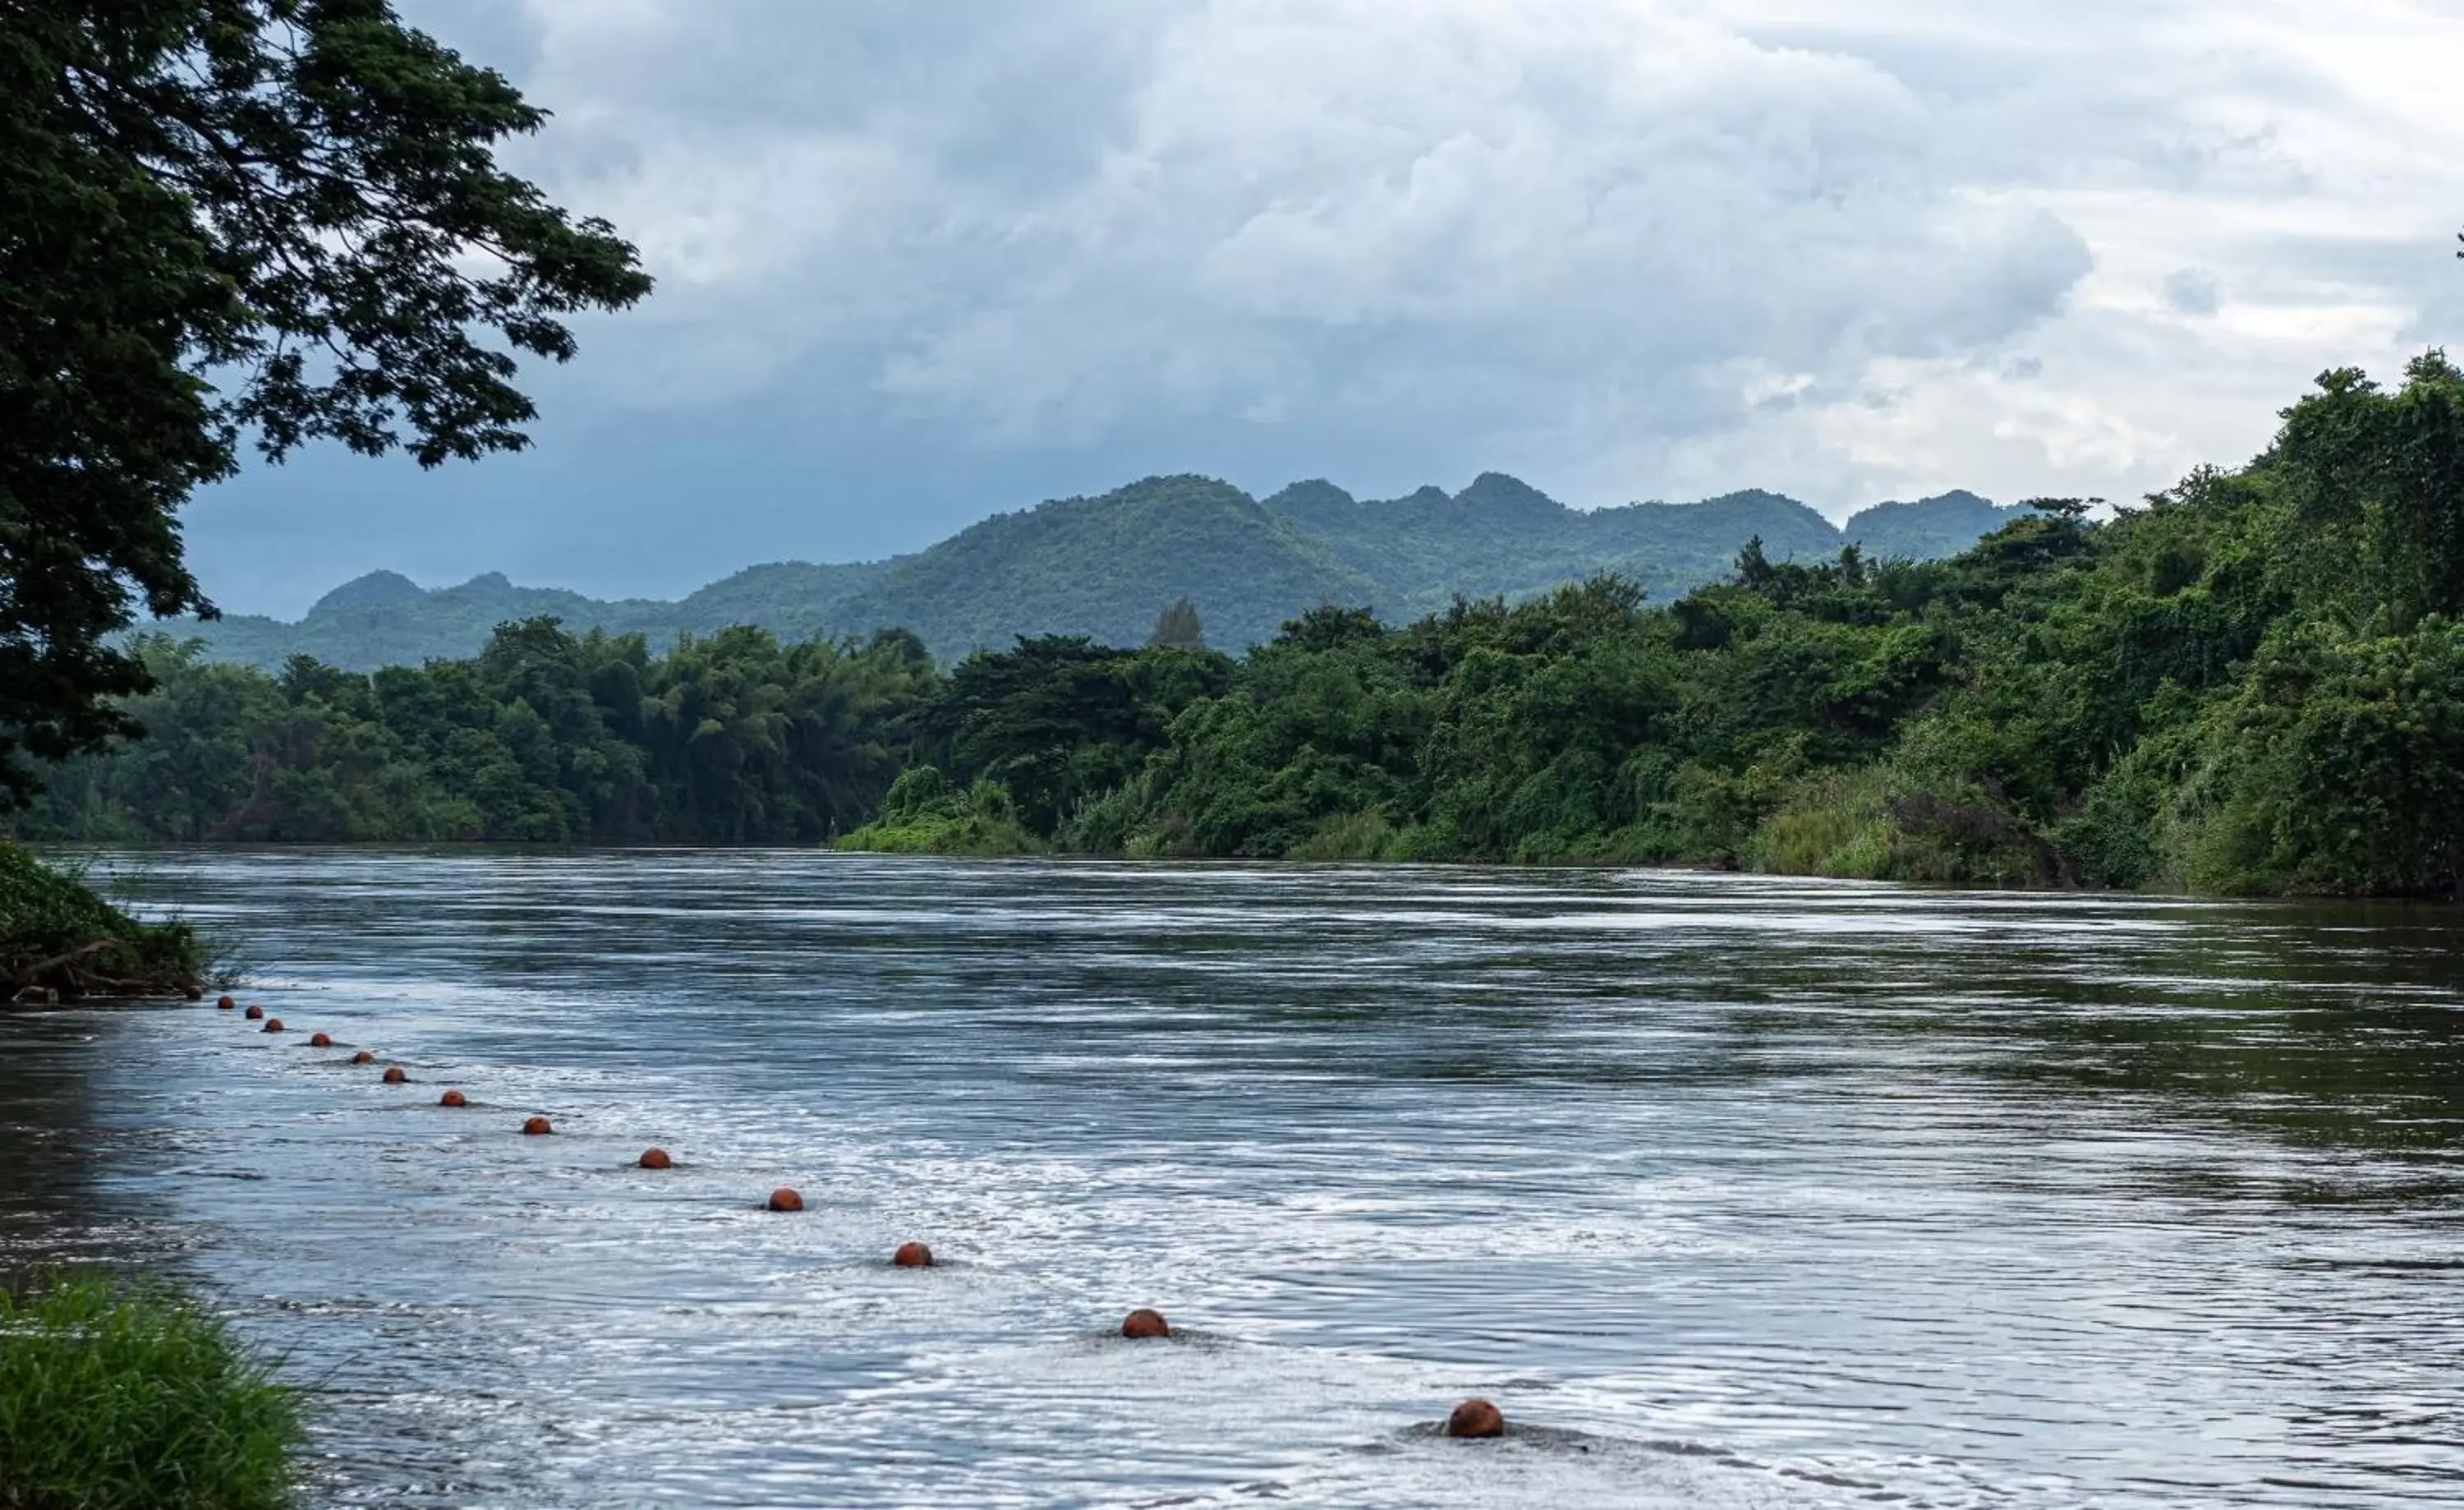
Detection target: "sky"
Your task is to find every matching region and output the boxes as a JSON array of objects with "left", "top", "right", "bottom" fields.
[{"left": 185, "top": 0, "right": 2464, "bottom": 618}]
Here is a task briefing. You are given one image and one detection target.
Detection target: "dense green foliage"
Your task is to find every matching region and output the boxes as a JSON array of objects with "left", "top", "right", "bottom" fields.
[
  {"left": 21, "top": 361, "right": 2464, "bottom": 897},
  {"left": 879, "top": 357, "right": 2464, "bottom": 897},
  {"left": 2, "top": 843, "right": 204, "bottom": 999},
  {"left": 0, "top": 1, "right": 647, "bottom": 805},
  {"left": 16, "top": 624, "right": 936, "bottom": 843},
  {"left": 172, "top": 477, "right": 2014, "bottom": 670},
  {"left": 0, "top": 1273, "right": 301, "bottom": 1509}
]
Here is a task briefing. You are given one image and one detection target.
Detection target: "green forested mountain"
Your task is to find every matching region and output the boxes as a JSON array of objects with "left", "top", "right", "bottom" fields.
[
  {"left": 1844, "top": 490, "right": 2022, "bottom": 559},
  {"left": 32, "top": 357, "right": 2462, "bottom": 898},
  {"left": 177, "top": 476, "right": 2009, "bottom": 670},
  {"left": 1262, "top": 475, "right": 1855, "bottom": 610}
]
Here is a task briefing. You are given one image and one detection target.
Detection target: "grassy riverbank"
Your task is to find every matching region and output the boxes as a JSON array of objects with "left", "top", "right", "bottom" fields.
[
  {"left": 0, "top": 1274, "right": 301, "bottom": 1509},
  {"left": 2, "top": 845, "right": 208, "bottom": 1004}
]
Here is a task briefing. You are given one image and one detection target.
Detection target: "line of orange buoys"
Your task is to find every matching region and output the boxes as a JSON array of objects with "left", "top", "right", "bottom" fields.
[{"left": 214, "top": 994, "right": 1512, "bottom": 1442}]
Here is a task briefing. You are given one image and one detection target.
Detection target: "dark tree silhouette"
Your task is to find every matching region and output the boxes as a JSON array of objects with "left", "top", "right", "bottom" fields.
[
  {"left": 1146, "top": 597, "right": 1207, "bottom": 651},
  {"left": 1, "top": 1, "right": 652, "bottom": 803}
]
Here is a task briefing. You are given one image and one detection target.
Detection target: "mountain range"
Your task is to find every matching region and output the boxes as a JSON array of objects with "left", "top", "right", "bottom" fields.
[{"left": 173, "top": 475, "right": 2020, "bottom": 670}]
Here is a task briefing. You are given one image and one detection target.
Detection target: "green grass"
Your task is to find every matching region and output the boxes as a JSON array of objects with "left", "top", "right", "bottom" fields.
[
  {"left": 1745, "top": 767, "right": 1899, "bottom": 879},
  {"left": 0, "top": 1273, "right": 301, "bottom": 1509},
  {"left": 1285, "top": 810, "right": 1404, "bottom": 861},
  {"left": 835, "top": 813, "right": 1044, "bottom": 856}
]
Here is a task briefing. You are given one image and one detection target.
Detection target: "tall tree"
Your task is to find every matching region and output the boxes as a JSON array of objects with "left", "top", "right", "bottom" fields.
[
  {"left": 0, "top": 0, "right": 650, "bottom": 803},
  {"left": 1146, "top": 596, "right": 1206, "bottom": 651}
]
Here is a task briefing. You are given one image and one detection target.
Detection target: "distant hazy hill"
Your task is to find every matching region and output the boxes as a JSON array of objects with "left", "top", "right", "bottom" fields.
[
  {"left": 172, "top": 475, "right": 2018, "bottom": 670},
  {"left": 1844, "top": 490, "right": 2022, "bottom": 560},
  {"left": 1269, "top": 474, "right": 1853, "bottom": 615}
]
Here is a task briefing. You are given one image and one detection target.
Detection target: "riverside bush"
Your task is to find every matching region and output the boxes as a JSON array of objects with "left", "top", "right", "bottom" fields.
[
  {"left": 838, "top": 767, "right": 1042, "bottom": 856},
  {"left": 1, "top": 845, "right": 203, "bottom": 1000}
]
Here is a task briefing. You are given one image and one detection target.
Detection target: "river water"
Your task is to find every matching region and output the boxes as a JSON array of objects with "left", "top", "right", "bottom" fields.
[{"left": 2, "top": 851, "right": 2461, "bottom": 1508}]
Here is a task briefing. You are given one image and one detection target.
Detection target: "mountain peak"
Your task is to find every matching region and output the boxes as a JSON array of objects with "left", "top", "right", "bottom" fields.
[
  {"left": 1843, "top": 490, "right": 2016, "bottom": 559},
  {"left": 1262, "top": 479, "right": 1358, "bottom": 519},
  {"left": 306, "top": 570, "right": 423, "bottom": 619},
  {"left": 182, "top": 472, "right": 2012, "bottom": 673},
  {"left": 1455, "top": 472, "right": 1562, "bottom": 517}
]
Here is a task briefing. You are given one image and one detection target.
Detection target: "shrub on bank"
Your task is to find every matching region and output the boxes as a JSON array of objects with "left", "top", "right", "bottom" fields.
[
  {"left": 1, "top": 844, "right": 205, "bottom": 1001},
  {"left": 1745, "top": 764, "right": 2062, "bottom": 887},
  {"left": 0, "top": 1274, "right": 301, "bottom": 1510},
  {"left": 836, "top": 767, "right": 1043, "bottom": 856}
]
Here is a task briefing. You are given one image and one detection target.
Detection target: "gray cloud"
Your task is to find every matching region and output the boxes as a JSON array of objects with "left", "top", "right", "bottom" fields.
[
  {"left": 183, "top": 1, "right": 2464, "bottom": 615},
  {"left": 2163, "top": 269, "right": 2222, "bottom": 316},
  {"left": 512, "top": 2, "right": 2091, "bottom": 439}
]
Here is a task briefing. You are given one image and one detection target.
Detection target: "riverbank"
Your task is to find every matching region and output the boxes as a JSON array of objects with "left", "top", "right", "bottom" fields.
[
  {"left": 2, "top": 844, "right": 210, "bottom": 1004},
  {"left": 0, "top": 1273, "right": 301, "bottom": 1508},
  {"left": 16, "top": 360, "right": 2464, "bottom": 901},
  {"left": 833, "top": 758, "right": 2066, "bottom": 889}
]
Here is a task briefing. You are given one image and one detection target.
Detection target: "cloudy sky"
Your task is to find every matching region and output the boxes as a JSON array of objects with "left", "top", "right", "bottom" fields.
[{"left": 187, "top": 0, "right": 2464, "bottom": 617}]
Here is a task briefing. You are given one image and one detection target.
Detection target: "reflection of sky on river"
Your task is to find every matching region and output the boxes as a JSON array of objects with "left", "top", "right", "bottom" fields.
[{"left": 4, "top": 852, "right": 2462, "bottom": 1507}]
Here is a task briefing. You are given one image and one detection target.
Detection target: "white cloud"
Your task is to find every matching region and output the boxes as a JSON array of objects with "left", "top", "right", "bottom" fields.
[{"left": 435, "top": 0, "right": 2464, "bottom": 517}]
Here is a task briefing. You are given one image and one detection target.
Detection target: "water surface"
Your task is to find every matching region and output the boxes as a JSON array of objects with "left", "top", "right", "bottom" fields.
[{"left": 3, "top": 851, "right": 2461, "bottom": 1507}]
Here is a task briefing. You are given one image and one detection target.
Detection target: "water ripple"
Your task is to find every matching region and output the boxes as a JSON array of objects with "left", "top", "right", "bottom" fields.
[{"left": 2, "top": 850, "right": 2461, "bottom": 1507}]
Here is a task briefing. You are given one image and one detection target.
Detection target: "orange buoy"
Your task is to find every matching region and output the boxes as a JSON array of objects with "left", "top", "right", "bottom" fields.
[
  {"left": 382, "top": 1065, "right": 407, "bottom": 1084},
  {"left": 1120, "top": 1308, "right": 1170, "bottom": 1340},
  {"left": 892, "top": 1241, "right": 934, "bottom": 1268},
  {"left": 261, "top": 1018, "right": 284, "bottom": 1034},
  {"left": 182, "top": 983, "right": 204, "bottom": 1001},
  {"left": 766, "top": 1187, "right": 804, "bottom": 1213},
  {"left": 522, "top": 1116, "right": 553, "bottom": 1135},
  {"left": 352, "top": 1050, "right": 376, "bottom": 1064},
  {"left": 1445, "top": 1398, "right": 1506, "bottom": 1439},
  {"left": 309, "top": 1032, "right": 332, "bottom": 1047},
  {"left": 439, "top": 1089, "right": 467, "bottom": 1107},
  {"left": 217, "top": 995, "right": 236, "bottom": 1010},
  {"left": 244, "top": 1005, "right": 264, "bottom": 1020},
  {"left": 638, "top": 1148, "right": 673, "bottom": 1169}
]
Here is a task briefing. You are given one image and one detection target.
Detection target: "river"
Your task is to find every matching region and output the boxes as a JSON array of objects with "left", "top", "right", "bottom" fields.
[{"left": 3, "top": 850, "right": 2460, "bottom": 1507}]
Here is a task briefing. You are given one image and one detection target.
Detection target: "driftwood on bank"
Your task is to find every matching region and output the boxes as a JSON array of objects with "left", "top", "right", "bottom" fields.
[
  {"left": 8, "top": 937, "right": 119, "bottom": 990},
  {"left": 6, "top": 937, "right": 201, "bottom": 1005}
]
